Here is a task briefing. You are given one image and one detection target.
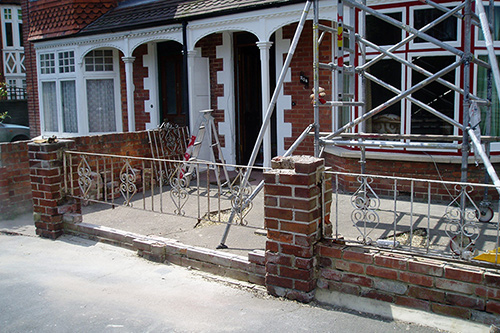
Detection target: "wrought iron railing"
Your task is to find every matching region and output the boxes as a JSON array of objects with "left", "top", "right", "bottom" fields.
[
  {"left": 1, "top": 86, "right": 27, "bottom": 100},
  {"left": 63, "top": 151, "right": 265, "bottom": 229},
  {"left": 325, "top": 170, "right": 500, "bottom": 265}
]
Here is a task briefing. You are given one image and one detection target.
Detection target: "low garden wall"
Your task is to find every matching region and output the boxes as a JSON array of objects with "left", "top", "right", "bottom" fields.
[
  {"left": 19, "top": 133, "right": 500, "bottom": 327},
  {"left": 263, "top": 155, "right": 500, "bottom": 327},
  {"left": 0, "top": 141, "right": 32, "bottom": 218}
]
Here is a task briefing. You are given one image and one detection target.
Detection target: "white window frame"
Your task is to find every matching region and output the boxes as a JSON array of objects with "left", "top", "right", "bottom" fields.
[
  {"left": 81, "top": 48, "right": 122, "bottom": 134},
  {"left": 1, "top": 5, "right": 22, "bottom": 50},
  {"left": 474, "top": 2, "right": 500, "bottom": 47},
  {"left": 474, "top": 50, "right": 500, "bottom": 151},
  {"left": 405, "top": 52, "right": 460, "bottom": 153},
  {"left": 362, "top": 7, "right": 406, "bottom": 54},
  {"left": 362, "top": 54, "right": 406, "bottom": 140},
  {"left": 1, "top": 5, "right": 24, "bottom": 91},
  {"left": 409, "top": 2, "right": 462, "bottom": 50},
  {"left": 38, "top": 49, "right": 79, "bottom": 136}
]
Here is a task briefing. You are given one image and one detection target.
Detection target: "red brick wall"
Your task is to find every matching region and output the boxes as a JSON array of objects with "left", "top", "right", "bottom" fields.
[
  {"left": 325, "top": 151, "right": 498, "bottom": 202},
  {"left": 22, "top": 0, "right": 40, "bottom": 137},
  {"left": 0, "top": 141, "right": 32, "bottom": 218},
  {"left": 317, "top": 242, "right": 500, "bottom": 325},
  {"left": 132, "top": 44, "right": 150, "bottom": 130},
  {"left": 264, "top": 154, "right": 500, "bottom": 326},
  {"left": 283, "top": 20, "right": 333, "bottom": 156},
  {"left": 72, "top": 130, "right": 151, "bottom": 157},
  {"left": 264, "top": 156, "right": 332, "bottom": 302},
  {"left": 195, "top": 33, "right": 225, "bottom": 148}
]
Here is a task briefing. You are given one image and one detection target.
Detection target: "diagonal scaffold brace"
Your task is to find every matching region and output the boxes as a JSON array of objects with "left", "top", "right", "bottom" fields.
[{"left": 217, "top": 0, "right": 314, "bottom": 249}]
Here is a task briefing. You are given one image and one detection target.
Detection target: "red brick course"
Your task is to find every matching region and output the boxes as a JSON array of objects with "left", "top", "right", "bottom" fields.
[
  {"left": 318, "top": 240, "right": 500, "bottom": 324},
  {"left": 264, "top": 155, "right": 326, "bottom": 302},
  {"left": 0, "top": 141, "right": 33, "bottom": 218}
]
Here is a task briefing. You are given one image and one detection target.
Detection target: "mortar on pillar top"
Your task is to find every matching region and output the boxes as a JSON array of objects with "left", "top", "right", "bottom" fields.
[{"left": 271, "top": 155, "right": 322, "bottom": 170}]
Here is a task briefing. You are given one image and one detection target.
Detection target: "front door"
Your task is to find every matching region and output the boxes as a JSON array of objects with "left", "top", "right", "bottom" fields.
[
  {"left": 234, "top": 32, "right": 262, "bottom": 165},
  {"left": 157, "top": 41, "right": 185, "bottom": 126}
]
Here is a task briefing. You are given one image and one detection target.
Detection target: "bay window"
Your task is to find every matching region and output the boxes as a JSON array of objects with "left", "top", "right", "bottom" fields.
[
  {"left": 38, "top": 48, "right": 121, "bottom": 136},
  {"left": 359, "top": 5, "right": 459, "bottom": 139},
  {"left": 39, "top": 50, "right": 78, "bottom": 134}
]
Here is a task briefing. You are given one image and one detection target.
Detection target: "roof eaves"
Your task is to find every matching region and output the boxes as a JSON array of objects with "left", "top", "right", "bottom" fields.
[{"left": 78, "top": 0, "right": 306, "bottom": 37}]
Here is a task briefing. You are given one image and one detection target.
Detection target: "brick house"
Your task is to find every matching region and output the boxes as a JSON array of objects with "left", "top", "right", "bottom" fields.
[{"left": 20, "top": 0, "right": 500, "bottom": 182}]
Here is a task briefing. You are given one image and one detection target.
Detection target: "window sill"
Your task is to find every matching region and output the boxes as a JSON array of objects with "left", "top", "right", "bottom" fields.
[{"left": 323, "top": 146, "right": 500, "bottom": 164}]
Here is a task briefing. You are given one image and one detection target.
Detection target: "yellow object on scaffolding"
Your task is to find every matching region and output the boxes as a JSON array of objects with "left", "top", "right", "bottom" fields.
[{"left": 474, "top": 249, "right": 500, "bottom": 264}]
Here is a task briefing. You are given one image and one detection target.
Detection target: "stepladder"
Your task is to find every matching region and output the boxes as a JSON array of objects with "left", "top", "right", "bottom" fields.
[{"left": 181, "top": 109, "right": 233, "bottom": 192}]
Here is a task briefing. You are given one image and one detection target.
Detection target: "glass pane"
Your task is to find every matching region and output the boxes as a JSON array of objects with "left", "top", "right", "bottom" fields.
[
  {"left": 366, "top": 59, "right": 402, "bottom": 133},
  {"left": 58, "top": 51, "right": 75, "bottom": 73},
  {"left": 5, "top": 22, "right": 13, "bottom": 47},
  {"left": 165, "top": 59, "right": 178, "bottom": 115},
  {"left": 42, "top": 82, "right": 58, "bottom": 132},
  {"left": 61, "top": 81, "right": 77, "bottom": 133},
  {"left": 4, "top": 8, "right": 11, "bottom": 20},
  {"left": 478, "top": 6, "right": 500, "bottom": 41},
  {"left": 86, "top": 79, "right": 116, "bottom": 132},
  {"left": 18, "top": 23, "right": 23, "bottom": 47},
  {"left": 338, "top": 74, "right": 351, "bottom": 128},
  {"left": 411, "top": 56, "right": 456, "bottom": 135},
  {"left": 477, "top": 55, "right": 500, "bottom": 136},
  {"left": 366, "top": 12, "right": 402, "bottom": 46},
  {"left": 40, "top": 53, "right": 55, "bottom": 74},
  {"left": 85, "top": 50, "right": 114, "bottom": 72},
  {"left": 414, "top": 8, "right": 457, "bottom": 42}
]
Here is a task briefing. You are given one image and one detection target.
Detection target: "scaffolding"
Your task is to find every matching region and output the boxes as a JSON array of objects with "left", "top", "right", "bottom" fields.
[
  {"left": 313, "top": 0, "right": 500, "bottom": 183},
  {"left": 310, "top": 0, "right": 500, "bottom": 258},
  {"left": 218, "top": 0, "right": 500, "bottom": 255}
]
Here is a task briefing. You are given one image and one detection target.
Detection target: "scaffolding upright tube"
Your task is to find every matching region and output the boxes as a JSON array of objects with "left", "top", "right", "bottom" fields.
[{"left": 476, "top": 0, "right": 500, "bottom": 106}]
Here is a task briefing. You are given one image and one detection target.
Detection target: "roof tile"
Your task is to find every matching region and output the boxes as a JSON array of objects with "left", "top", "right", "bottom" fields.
[
  {"left": 81, "top": 0, "right": 295, "bottom": 34},
  {"left": 28, "top": 0, "right": 117, "bottom": 40}
]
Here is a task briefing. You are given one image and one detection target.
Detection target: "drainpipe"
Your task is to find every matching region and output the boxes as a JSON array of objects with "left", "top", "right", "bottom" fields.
[{"left": 182, "top": 21, "right": 190, "bottom": 127}]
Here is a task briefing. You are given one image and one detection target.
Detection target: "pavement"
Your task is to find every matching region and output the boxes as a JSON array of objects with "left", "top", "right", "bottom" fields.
[
  {"left": 0, "top": 231, "right": 458, "bottom": 333},
  {"left": 0, "top": 211, "right": 493, "bottom": 332}
]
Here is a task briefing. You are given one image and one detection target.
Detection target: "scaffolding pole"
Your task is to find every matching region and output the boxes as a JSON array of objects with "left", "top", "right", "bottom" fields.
[
  {"left": 217, "top": 0, "right": 312, "bottom": 248},
  {"left": 322, "top": 60, "right": 461, "bottom": 140}
]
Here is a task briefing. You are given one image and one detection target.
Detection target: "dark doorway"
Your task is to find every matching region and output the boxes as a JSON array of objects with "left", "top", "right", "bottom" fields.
[
  {"left": 234, "top": 32, "right": 262, "bottom": 165},
  {"left": 157, "top": 41, "right": 186, "bottom": 126}
]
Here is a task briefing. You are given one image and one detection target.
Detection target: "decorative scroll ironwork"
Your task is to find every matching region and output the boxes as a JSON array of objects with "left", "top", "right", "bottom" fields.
[
  {"left": 120, "top": 160, "right": 137, "bottom": 207},
  {"left": 77, "top": 155, "right": 93, "bottom": 200},
  {"left": 149, "top": 123, "right": 190, "bottom": 185},
  {"left": 444, "top": 185, "right": 480, "bottom": 258},
  {"left": 161, "top": 123, "right": 186, "bottom": 156},
  {"left": 169, "top": 162, "right": 189, "bottom": 215},
  {"left": 350, "top": 176, "right": 380, "bottom": 244},
  {"left": 228, "top": 167, "right": 254, "bottom": 225},
  {"left": 231, "top": 186, "right": 253, "bottom": 226}
]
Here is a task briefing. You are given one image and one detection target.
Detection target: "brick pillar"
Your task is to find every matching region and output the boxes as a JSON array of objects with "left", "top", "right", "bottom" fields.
[
  {"left": 264, "top": 155, "right": 327, "bottom": 302},
  {"left": 29, "top": 139, "right": 79, "bottom": 239}
]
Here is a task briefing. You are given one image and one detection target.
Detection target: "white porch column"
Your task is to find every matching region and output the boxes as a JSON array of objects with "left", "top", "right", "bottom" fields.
[
  {"left": 257, "top": 41, "right": 273, "bottom": 168},
  {"left": 122, "top": 56, "right": 136, "bottom": 132}
]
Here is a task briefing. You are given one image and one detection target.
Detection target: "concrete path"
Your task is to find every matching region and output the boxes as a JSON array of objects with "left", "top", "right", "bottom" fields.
[{"left": 0, "top": 233, "right": 450, "bottom": 333}]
